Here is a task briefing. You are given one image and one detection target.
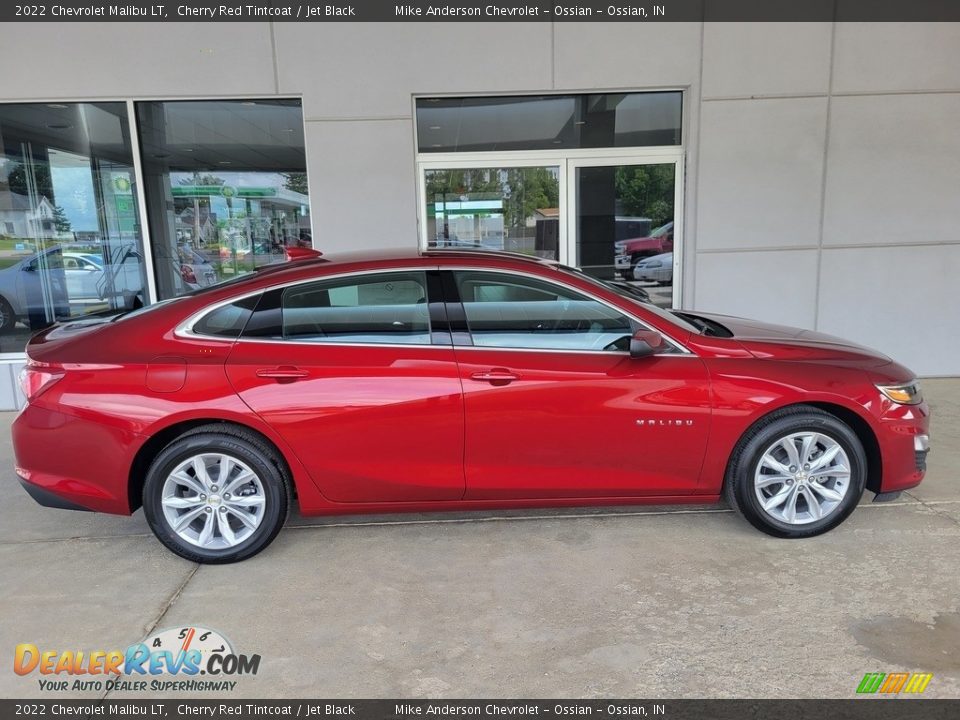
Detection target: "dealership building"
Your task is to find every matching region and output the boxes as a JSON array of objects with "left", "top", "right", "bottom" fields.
[{"left": 0, "top": 20, "right": 956, "bottom": 408}]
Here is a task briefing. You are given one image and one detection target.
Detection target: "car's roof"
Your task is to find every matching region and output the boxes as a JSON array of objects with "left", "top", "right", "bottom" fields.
[
  {"left": 243, "top": 247, "right": 558, "bottom": 280},
  {"left": 315, "top": 247, "right": 559, "bottom": 267}
]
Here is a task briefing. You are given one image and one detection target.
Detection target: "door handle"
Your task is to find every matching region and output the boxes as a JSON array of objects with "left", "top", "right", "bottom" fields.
[
  {"left": 470, "top": 369, "right": 520, "bottom": 385},
  {"left": 256, "top": 366, "right": 309, "bottom": 381}
]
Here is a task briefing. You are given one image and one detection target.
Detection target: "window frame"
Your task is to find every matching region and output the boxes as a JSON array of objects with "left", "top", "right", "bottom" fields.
[
  {"left": 416, "top": 149, "right": 685, "bottom": 309},
  {"left": 439, "top": 268, "right": 691, "bottom": 357},
  {"left": 415, "top": 92, "right": 683, "bottom": 154},
  {"left": 176, "top": 265, "right": 694, "bottom": 355},
  {"left": 0, "top": 94, "right": 311, "bottom": 364},
  {"left": 177, "top": 267, "right": 453, "bottom": 349},
  {"left": 276, "top": 270, "right": 434, "bottom": 346}
]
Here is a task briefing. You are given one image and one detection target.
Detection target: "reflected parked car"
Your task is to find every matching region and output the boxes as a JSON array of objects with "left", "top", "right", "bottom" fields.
[
  {"left": 632, "top": 252, "right": 673, "bottom": 285},
  {"left": 62, "top": 252, "right": 145, "bottom": 304},
  {"left": 0, "top": 249, "right": 70, "bottom": 332},
  {"left": 13, "top": 248, "right": 930, "bottom": 563},
  {"left": 63, "top": 248, "right": 145, "bottom": 310},
  {"left": 615, "top": 221, "right": 674, "bottom": 276},
  {"left": 0, "top": 246, "right": 151, "bottom": 333}
]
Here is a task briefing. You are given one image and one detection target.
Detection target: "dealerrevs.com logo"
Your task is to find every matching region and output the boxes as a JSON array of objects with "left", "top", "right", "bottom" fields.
[{"left": 14, "top": 626, "right": 260, "bottom": 693}]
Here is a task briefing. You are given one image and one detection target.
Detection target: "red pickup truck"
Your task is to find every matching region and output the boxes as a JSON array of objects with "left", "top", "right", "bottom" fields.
[{"left": 614, "top": 221, "right": 674, "bottom": 276}]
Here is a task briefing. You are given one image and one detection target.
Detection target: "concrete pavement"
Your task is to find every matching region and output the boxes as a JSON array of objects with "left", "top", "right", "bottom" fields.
[{"left": 1, "top": 380, "right": 957, "bottom": 699}]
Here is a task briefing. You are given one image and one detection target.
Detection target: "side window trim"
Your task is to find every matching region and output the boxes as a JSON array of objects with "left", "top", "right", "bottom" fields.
[
  {"left": 425, "top": 270, "right": 453, "bottom": 346},
  {"left": 439, "top": 269, "right": 473, "bottom": 346},
  {"left": 189, "top": 292, "right": 262, "bottom": 340}
]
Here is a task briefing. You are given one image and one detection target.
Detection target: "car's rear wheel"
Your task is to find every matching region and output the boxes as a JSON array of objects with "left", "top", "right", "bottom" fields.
[
  {"left": 143, "top": 427, "right": 289, "bottom": 563},
  {"left": 724, "top": 406, "right": 866, "bottom": 538}
]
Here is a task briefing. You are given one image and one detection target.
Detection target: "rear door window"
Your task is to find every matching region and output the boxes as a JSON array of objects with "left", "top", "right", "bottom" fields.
[{"left": 279, "top": 272, "right": 431, "bottom": 345}]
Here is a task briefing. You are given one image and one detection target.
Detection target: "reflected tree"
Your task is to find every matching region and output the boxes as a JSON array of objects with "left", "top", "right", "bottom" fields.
[{"left": 614, "top": 165, "right": 674, "bottom": 227}]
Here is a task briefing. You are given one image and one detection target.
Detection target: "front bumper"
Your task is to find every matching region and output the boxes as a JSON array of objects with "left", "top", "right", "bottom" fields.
[
  {"left": 874, "top": 399, "right": 930, "bottom": 494},
  {"left": 614, "top": 254, "right": 630, "bottom": 271}
]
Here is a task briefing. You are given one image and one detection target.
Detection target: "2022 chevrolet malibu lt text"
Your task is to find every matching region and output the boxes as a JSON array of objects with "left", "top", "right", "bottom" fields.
[{"left": 12, "top": 249, "right": 930, "bottom": 563}]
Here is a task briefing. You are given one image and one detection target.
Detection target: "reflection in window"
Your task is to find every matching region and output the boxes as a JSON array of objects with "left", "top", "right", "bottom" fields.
[
  {"left": 417, "top": 92, "right": 682, "bottom": 153},
  {"left": 192, "top": 294, "right": 260, "bottom": 339},
  {"left": 454, "top": 271, "right": 634, "bottom": 352},
  {"left": 281, "top": 272, "right": 430, "bottom": 344},
  {"left": 0, "top": 103, "right": 148, "bottom": 351},
  {"left": 583, "top": 163, "right": 676, "bottom": 308},
  {"left": 425, "top": 167, "right": 560, "bottom": 259},
  {"left": 136, "top": 99, "right": 312, "bottom": 300}
]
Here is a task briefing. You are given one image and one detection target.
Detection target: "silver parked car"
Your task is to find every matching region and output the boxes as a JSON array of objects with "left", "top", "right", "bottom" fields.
[
  {"left": 0, "top": 245, "right": 146, "bottom": 333},
  {"left": 632, "top": 251, "right": 673, "bottom": 285}
]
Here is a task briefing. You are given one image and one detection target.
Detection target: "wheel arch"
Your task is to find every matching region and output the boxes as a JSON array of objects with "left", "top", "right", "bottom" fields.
[
  {"left": 128, "top": 418, "right": 298, "bottom": 512},
  {"left": 724, "top": 400, "right": 883, "bottom": 496},
  {"left": 805, "top": 401, "right": 883, "bottom": 494}
]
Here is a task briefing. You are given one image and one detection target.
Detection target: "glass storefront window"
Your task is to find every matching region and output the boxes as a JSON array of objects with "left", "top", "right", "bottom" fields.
[
  {"left": 0, "top": 103, "right": 148, "bottom": 351},
  {"left": 416, "top": 92, "right": 682, "bottom": 153},
  {"left": 424, "top": 166, "right": 560, "bottom": 259},
  {"left": 136, "top": 99, "right": 312, "bottom": 299},
  {"left": 576, "top": 162, "right": 676, "bottom": 308}
]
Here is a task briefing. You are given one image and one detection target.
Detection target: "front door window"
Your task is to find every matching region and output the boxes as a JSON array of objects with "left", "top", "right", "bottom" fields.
[{"left": 453, "top": 270, "right": 635, "bottom": 352}]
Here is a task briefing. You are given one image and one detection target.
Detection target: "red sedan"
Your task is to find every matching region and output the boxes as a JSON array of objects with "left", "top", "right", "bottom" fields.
[{"left": 13, "top": 250, "right": 930, "bottom": 563}]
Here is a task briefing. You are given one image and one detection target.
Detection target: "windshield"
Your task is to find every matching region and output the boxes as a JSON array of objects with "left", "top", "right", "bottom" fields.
[
  {"left": 556, "top": 265, "right": 700, "bottom": 335},
  {"left": 651, "top": 222, "right": 672, "bottom": 238}
]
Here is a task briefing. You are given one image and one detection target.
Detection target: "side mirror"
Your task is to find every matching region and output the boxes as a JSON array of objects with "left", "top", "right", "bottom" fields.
[{"left": 630, "top": 329, "right": 665, "bottom": 358}]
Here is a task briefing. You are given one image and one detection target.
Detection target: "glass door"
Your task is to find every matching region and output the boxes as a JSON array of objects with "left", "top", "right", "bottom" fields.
[
  {"left": 566, "top": 156, "right": 682, "bottom": 308},
  {"left": 417, "top": 153, "right": 683, "bottom": 308},
  {"left": 418, "top": 161, "right": 565, "bottom": 261}
]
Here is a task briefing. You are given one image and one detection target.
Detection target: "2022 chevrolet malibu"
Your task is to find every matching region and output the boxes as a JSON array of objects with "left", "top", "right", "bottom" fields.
[{"left": 12, "top": 249, "right": 930, "bottom": 563}]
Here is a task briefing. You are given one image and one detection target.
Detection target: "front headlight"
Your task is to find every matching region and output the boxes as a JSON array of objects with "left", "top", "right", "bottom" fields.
[{"left": 876, "top": 380, "right": 923, "bottom": 405}]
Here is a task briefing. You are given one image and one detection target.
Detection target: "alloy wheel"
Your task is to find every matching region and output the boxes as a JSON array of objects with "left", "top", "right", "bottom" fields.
[
  {"left": 160, "top": 453, "right": 266, "bottom": 549},
  {"left": 753, "top": 432, "right": 851, "bottom": 525}
]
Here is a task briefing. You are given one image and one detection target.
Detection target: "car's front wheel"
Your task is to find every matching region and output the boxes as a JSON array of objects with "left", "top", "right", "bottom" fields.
[
  {"left": 143, "top": 426, "right": 290, "bottom": 563},
  {"left": 724, "top": 406, "right": 867, "bottom": 538}
]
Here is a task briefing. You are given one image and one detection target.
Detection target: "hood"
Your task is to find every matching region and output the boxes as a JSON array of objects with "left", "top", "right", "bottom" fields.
[{"left": 689, "top": 311, "right": 893, "bottom": 367}]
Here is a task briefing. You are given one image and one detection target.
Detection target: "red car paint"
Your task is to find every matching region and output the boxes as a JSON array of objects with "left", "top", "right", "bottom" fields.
[{"left": 12, "top": 250, "right": 928, "bottom": 518}]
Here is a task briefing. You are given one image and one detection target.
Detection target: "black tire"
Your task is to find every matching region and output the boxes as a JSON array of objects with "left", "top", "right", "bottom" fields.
[
  {"left": 0, "top": 296, "right": 16, "bottom": 334},
  {"left": 724, "top": 405, "right": 867, "bottom": 538},
  {"left": 142, "top": 425, "right": 291, "bottom": 563}
]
